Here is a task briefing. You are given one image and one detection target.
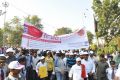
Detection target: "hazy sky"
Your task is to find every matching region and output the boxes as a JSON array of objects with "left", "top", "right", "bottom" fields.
[{"left": 0, "top": 0, "right": 94, "bottom": 35}]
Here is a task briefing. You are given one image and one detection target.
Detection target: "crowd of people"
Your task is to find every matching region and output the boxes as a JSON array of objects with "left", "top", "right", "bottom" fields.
[{"left": 0, "top": 47, "right": 120, "bottom": 80}]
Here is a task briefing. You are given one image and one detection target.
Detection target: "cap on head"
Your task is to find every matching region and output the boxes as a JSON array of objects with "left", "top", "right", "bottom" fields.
[
  {"left": 56, "top": 51, "right": 60, "bottom": 54},
  {"left": 82, "top": 52, "right": 89, "bottom": 55},
  {"left": 40, "top": 56, "right": 45, "bottom": 60},
  {"left": 89, "top": 51, "right": 94, "bottom": 54},
  {"left": 69, "top": 52, "right": 74, "bottom": 55},
  {"left": 74, "top": 52, "right": 77, "bottom": 55},
  {"left": 8, "top": 61, "right": 24, "bottom": 69},
  {"left": 65, "top": 52, "right": 69, "bottom": 55},
  {"left": 0, "top": 54, "right": 6, "bottom": 61},
  {"left": 61, "top": 50, "right": 65, "bottom": 54},
  {"left": 76, "top": 57, "right": 81, "bottom": 61},
  {"left": 46, "top": 51, "right": 51, "bottom": 54},
  {"left": 6, "top": 48, "right": 15, "bottom": 53},
  {"left": 79, "top": 51, "right": 84, "bottom": 55}
]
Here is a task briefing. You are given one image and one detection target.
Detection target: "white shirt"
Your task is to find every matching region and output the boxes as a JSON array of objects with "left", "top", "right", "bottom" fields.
[
  {"left": 63, "top": 57, "right": 69, "bottom": 71},
  {"left": 118, "top": 64, "right": 120, "bottom": 68},
  {"left": 63, "top": 57, "right": 67, "bottom": 66},
  {"left": 6, "top": 74, "right": 22, "bottom": 80},
  {"left": 89, "top": 56, "right": 97, "bottom": 65},
  {"left": 32, "top": 56, "right": 40, "bottom": 70},
  {"left": 69, "top": 64, "right": 83, "bottom": 80},
  {"left": 106, "top": 59, "right": 111, "bottom": 67},
  {"left": 106, "top": 67, "right": 117, "bottom": 80},
  {"left": 36, "top": 61, "right": 47, "bottom": 73},
  {"left": 115, "top": 68, "right": 120, "bottom": 79},
  {"left": 55, "top": 57, "right": 65, "bottom": 72},
  {"left": 81, "top": 58, "right": 95, "bottom": 74}
]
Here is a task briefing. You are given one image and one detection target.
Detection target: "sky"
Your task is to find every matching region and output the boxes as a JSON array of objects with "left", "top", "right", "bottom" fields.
[{"left": 0, "top": 0, "right": 94, "bottom": 35}]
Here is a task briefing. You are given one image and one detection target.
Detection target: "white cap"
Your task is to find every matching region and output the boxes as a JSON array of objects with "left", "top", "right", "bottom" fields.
[
  {"left": 76, "top": 57, "right": 81, "bottom": 61},
  {"left": 8, "top": 61, "right": 24, "bottom": 69},
  {"left": 46, "top": 51, "right": 50, "bottom": 54},
  {"left": 69, "top": 52, "right": 74, "bottom": 55},
  {"left": 89, "top": 51, "right": 94, "bottom": 54},
  {"left": 65, "top": 52, "right": 69, "bottom": 55},
  {"left": 56, "top": 51, "right": 60, "bottom": 54},
  {"left": 40, "top": 56, "right": 45, "bottom": 60},
  {"left": 79, "top": 51, "right": 84, "bottom": 55},
  {"left": 83, "top": 52, "right": 89, "bottom": 55},
  {"left": 0, "top": 54, "right": 6, "bottom": 60},
  {"left": 74, "top": 52, "right": 77, "bottom": 55},
  {"left": 61, "top": 50, "right": 65, "bottom": 53},
  {"left": 6, "top": 48, "right": 15, "bottom": 53}
]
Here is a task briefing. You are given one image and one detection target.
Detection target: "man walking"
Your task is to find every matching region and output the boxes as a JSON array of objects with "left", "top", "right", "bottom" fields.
[{"left": 69, "top": 57, "right": 85, "bottom": 80}]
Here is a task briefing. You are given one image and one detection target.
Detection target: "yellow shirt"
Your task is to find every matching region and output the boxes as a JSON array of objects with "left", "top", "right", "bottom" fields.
[
  {"left": 39, "top": 66, "right": 47, "bottom": 78},
  {"left": 45, "top": 57, "right": 54, "bottom": 71},
  {"left": 36, "top": 62, "right": 48, "bottom": 78}
]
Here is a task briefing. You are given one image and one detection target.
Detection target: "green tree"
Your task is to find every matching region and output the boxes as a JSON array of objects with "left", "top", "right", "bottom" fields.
[
  {"left": 10, "top": 16, "right": 23, "bottom": 46},
  {"left": 93, "top": 0, "right": 120, "bottom": 54},
  {"left": 93, "top": 0, "right": 120, "bottom": 42},
  {"left": 0, "top": 28, "right": 3, "bottom": 47},
  {"left": 90, "top": 43, "right": 97, "bottom": 50},
  {"left": 3, "top": 16, "right": 23, "bottom": 47},
  {"left": 25, "top": 15, "right": 43, "bottom": 29},
  {"left": 54, "top": 27, "right": 72, "bottom": 36},
  {"left": 87, "top": 31, "right": 94, "bottom": 44},
  {"left": 2, "top": 15, "right": 44, "bottom": 47}
]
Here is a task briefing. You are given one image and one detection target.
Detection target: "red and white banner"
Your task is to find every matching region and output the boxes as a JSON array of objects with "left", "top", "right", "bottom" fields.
[{"left": 21, "top": 23, "right": 89, "bottom": 50}]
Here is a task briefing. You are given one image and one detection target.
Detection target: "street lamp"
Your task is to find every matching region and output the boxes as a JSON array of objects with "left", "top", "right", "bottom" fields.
[
  {"left": 2, "top": 1, "right": 9, "bottom": 26},
  {"left": 2, "top": 1, "right": 9, "bottom": 47}
]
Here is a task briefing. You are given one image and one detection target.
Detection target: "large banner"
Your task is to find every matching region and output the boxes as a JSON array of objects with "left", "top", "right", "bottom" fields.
[{"left": 21, "top": 23, "right": 89, "bottom": 50}]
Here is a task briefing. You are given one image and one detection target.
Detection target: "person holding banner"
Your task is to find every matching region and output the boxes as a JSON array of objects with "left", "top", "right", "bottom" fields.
[
  {"left": 45, "top": 51, "right": 55, "bottom": 80},
  {"left": 36, "top": 56, "right": 48, "bottom": 80},
  {"left": 69, "top": 57, "right": 85, "bottom": 80},
  {"left": 66, "top": 52, "right": 76, "bottom": 71},
  {"left": 81, "top": 51, "right": 96, "bottom": 80},
  {"left": 54, "top": 51, "right": 65, "bottom": 80}
]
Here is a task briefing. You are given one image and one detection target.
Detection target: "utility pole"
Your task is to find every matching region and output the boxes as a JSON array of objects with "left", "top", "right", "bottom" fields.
[{"left": 2, "top": 1, "right": 9, "bottom": 47}]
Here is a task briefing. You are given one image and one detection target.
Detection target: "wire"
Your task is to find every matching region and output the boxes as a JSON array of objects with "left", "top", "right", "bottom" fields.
[
  {"left": 2, "top": 0, "right": 76, "bottom": 30},
  {"left": 10, "top": 3, "right": 29, "bottom": 16}
]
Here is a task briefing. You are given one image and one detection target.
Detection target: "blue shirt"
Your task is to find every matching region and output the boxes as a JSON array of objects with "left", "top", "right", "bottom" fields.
[{"left": 67, "top": 57, "right": 76, "bottom": 68}]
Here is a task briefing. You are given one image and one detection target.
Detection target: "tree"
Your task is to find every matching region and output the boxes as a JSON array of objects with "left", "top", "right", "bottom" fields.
[
  {"left": 92, "top": 0, "right": 120, "bottom": 42},
  {"left": 2, "top": 15, "right": 44, "bottom": 47},
  {"left": 0, "top": 28, "right": 3, "bottom": 47},
  {"left": 89, "top": 44, "right": 97, "bottom": 52},
  {"left": 3, "top": 16, "right": 23, "bottom": 47},
  {"left": 87, "top": 31, "right": 94, "bottom": 44},
  {"left": 54, "top": 27, "right": 72, "bottom": 36},
  {"left": 25, "top": 15, "right": 43, "bottom": 29},
  {"left": 92, "top": 0, "right": 120, "bottom": 54}
]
